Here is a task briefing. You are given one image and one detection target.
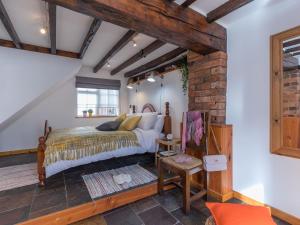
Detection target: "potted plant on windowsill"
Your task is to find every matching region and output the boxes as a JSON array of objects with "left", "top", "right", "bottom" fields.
[
  {"left": 88, "top": 109, "right": 93, "bottom": 117},
  {"left": 82, "top": 110, "right": 88, "bottom": 117}
]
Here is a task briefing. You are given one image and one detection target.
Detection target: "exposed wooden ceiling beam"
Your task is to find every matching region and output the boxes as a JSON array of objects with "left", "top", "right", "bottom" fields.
[
  {"left": 0, "top": 38, "right": 79, "bottom": 58},
  {"left": 111, "top": 40, "right": 165, "bottom": 75},
  {"left": 43, "top": 0, "right": 226, "bottom": 54},
  {"left": 285, "top": 46, "right": 300, "bottom": 54},
  {"left": 283, "top": 39, "right": 300, "bottom": 48},
  {"left": 79, "top": 18, "right": 102, "bottom": 59},
  {"left": 48, "top": 3, "right": 56, "bottom": 54},
  {"left": 130, "top": 57, "right": 185, "bottom": 82},
  {"left": 93, "top": 30, "right": 137, "bottom": 73},
  {"left": 0, "top": 0, "right": 21, "bottom": 49},
  {"left": 207, "top": 0, "right": 254, "bottom": 23},
  {"left": 124, "top": 47, "right": 186, "bottom": 78},
  {"left": 181, "top": 0, "right": 197, "bottom": 8}
]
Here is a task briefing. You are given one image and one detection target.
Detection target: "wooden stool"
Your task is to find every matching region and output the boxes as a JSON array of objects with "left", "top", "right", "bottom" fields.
[{"left": 158, "top": 154, "right": 207, "bottom": 214}]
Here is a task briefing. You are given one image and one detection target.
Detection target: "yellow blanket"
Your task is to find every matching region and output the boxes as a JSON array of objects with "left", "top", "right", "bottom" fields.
[{"left": 45, "top": 126, "right": 139, "bottom": 166}]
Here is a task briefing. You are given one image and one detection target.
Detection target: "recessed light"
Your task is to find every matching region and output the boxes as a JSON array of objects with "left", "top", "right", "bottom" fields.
[
  {"left": 107, "top": 62, "right": 111, "bottom": 68},
  {"left": 132, "top": 40, "right": 137, "bottom": 47},
  {"left": 40, "top": 28, "right": 47, "bottom": 34}
]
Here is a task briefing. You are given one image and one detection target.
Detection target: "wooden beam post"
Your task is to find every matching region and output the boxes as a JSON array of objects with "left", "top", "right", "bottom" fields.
[
  {"left": 79, "top": 18, "right": 102, "bottom": 59},
  {"left": 124, "top": 47, "right": 186, "bottom": 78},
  {"left": 93, "top": 30, "right": 137, "bottom": 73},
  {"left": 48, "top": 3, "right": 56, "bottom": 54},
  {"left": 0, "top": 0, "right": 21, "bottom": 49},
  {"left": 111, "top": 40, "right": 165, "bottom": 75},
  {"left": 207, "top": 0, "right": 254, "bottom": 23},
  {"left": 43, "top": 0, "right": 226, "bottom": 54}
]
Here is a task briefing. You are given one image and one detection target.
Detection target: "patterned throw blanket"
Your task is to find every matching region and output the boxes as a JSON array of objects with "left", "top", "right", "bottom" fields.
[{"left": 44, "top": 126, "right": 139, "bottom": 166}]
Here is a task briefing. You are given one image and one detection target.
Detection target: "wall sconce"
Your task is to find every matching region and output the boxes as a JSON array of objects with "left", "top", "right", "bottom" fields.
[{"left": 127, "top": 83, "right": 133, "bottom": 89}]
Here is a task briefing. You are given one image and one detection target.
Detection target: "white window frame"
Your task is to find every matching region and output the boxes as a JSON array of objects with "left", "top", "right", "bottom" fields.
[{"left": 76, "top": 88, "right": 120, "bottom": 117}]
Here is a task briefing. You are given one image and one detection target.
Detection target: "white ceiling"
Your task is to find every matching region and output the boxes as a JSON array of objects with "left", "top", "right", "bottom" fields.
[{"left": 0, "top": 0, "right": 268, "bottom": 75}]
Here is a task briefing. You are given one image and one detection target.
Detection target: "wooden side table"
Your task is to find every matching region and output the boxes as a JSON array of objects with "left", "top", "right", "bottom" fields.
[
  {"left": 155, "top": 138, "right": 181, "bottom": 165},
  {"left": 158, "top": 154, "right": 207, "bottom": 214}
]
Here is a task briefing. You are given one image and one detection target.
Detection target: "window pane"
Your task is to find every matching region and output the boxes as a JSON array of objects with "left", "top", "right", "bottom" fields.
[{"left": 77, "top": 88, "right": 119, "bottom": 116}]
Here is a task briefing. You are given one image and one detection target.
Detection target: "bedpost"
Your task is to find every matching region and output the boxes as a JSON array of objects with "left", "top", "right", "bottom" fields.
[
  {"left": 37, "top": 136, "right": 46, "bottom": 186},
  {"left": 163, "top": 102, "right": 172, "bottom": 136},
  {"left": 132, "top": 105, "right": 136, "bottom": 114},
  {"left": 165, "top": 102, "right": 170, "bottom": 116}
]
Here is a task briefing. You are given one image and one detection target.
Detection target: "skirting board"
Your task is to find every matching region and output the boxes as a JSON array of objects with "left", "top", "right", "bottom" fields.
[
  {"left": 0, "top": 148, "right": 37, "bottom": 157},
  {"left": 207, "top": 189, "right": 233, "bottom": 202},
  {"left": 233, "top": 191, "right": 300, "bottom": 225}
]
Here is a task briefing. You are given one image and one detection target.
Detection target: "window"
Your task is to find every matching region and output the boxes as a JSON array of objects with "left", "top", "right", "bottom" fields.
[
  {"left": 271, "top": 25, "right": 300, "bottom": 159},
  {"left": 77, "top": 88, "right": 119, "bottom": 117}
]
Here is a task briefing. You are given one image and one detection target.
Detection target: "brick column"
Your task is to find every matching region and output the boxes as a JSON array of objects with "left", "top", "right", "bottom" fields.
[{"left": 188, "top": 51, "right": 227, "bottom": 124}]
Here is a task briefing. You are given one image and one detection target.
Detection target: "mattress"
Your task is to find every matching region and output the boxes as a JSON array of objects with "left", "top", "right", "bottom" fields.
[{"left": 45, "top": 128, "right": 163, "bottom": 177}]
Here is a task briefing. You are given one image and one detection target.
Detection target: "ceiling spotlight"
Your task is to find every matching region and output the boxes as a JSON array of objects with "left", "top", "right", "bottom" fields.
[
  {"left": 132, "top": 40, "right": 137, "bottom": 47},
  {"left": 127, "top": 83, "right": 133, "bottom": 89},
  {"left": 40, "top": 28, "right": 47, "bottom": 34},
  {"left": 147, "top": 72, "right": 156, "bottom": 83},
  {"left": 106, "top": 62, "right": 111, "bottom": 68}
]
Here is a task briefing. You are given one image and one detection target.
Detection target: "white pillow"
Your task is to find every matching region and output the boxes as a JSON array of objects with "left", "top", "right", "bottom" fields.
[
  {"left": 154, "top": 115, "right": 164, "bottom": 133},
  {"left": 138, "top": 114, "right": 158, "bottom": 130}
]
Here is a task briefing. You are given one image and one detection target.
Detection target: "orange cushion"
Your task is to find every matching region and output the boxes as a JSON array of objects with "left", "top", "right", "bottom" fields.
[{"left": 206, "top": 203, "right": 276, "bottom": 225}]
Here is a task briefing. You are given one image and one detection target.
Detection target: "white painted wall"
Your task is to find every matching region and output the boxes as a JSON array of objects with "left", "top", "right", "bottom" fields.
[
  {"left": 0, "top": 47, "right": 81, "bottom": 125},
  {"left": 0, "top": 64, "right": 128, "bottom": 151},
  {"left": 128, "top": 70, "right": 188, "bottom": 138},
  {"left": 227, "top": 0, "right": 300, "bottom": 218}
]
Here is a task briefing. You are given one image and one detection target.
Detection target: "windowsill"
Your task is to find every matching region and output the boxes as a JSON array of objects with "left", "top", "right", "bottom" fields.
[{"left": 76, "top": 116, "right": 117, "bottom": 119}]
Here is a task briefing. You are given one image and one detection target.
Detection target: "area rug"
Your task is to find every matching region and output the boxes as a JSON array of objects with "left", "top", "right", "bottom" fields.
[
  {"left": 82, "top": 164, "right": 157, "bottom": 199},
  {"left": 0, "top": 163, "right": 38, "bottom": 192}
]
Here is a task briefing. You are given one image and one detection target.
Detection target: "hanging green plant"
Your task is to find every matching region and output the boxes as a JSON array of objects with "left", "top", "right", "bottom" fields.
[{"left": 180, "top": 57, "right": 189, "bottom": 95}]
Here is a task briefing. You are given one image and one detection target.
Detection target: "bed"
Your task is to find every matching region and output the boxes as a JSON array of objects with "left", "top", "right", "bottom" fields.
[{"left": 37, "top": 102, "right": 171, "bottom": 186}]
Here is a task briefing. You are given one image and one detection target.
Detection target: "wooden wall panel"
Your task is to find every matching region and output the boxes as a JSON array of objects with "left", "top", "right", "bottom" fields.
[
  {"left": 186, "top": 124, "right": 233, "bottom": 202},
  {"left": 282, "top": 116, "right": 300, "bottom": 148},
  {"left": 207, "top": 124, "right": 233, "bottom": 201}
]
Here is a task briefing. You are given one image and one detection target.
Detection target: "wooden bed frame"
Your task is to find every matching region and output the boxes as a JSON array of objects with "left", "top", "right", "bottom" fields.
[{"left": 37, "top": 102, "right": 172, "bottom": 186}]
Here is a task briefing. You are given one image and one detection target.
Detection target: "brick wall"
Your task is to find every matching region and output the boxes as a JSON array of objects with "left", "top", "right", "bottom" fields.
[{"left": 188, "top": 51, "right": 227, "bottom": 123}]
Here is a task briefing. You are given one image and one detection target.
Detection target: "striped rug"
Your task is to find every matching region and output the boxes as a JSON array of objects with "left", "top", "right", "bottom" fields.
[
  {"left": 0, "top": 163, "right": 38, "bottom": 192},
  {"left": 82, "top": 164, "right": 157, "bottom": 199}
]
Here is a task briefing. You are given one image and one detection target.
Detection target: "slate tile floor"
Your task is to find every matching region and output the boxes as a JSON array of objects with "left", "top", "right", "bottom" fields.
[{"left": 0, "top": 153, "right": 291, "bottom": 225}]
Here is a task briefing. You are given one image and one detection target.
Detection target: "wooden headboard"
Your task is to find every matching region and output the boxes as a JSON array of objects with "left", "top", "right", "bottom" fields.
[
  {"left": 141, "top": 103, "right": 156, "bottom": 113},
  {"left": 140, "top": 102, "right": 171, "bottom": 136}
]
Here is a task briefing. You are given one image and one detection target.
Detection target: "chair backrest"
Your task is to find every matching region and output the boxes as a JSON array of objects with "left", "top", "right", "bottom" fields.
[{"left": 181, "top": 111, "right": 211, "bottom": 154}]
